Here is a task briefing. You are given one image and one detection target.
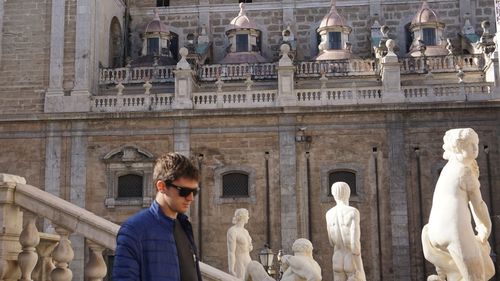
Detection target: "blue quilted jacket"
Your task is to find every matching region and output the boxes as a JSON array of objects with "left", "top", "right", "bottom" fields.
[{"left": 112, "top": 200, "right": 201, "bottom": 281}]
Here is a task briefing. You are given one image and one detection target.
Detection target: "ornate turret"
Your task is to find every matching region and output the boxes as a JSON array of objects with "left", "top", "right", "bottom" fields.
[
  {"left": 316, "top": 0, "right": 353, "bottom": 60},
  {"left": 219, "top": 3, "right": 267, "bottom": 63},
  {"left": 407, "top": 1, "right": 447, "bottom": 57}
]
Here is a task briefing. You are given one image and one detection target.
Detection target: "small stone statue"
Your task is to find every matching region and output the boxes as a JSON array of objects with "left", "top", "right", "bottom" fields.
[
  {"left": 215, "top": 76, "right": 224, "bottom": 92},
  {"left": 422, "top": 128, "right": 495, "bottom": 281},
  {"left": 115, "top": 81, "right": 125, "bottom": 95},
  {"left": 143, "top": 80, "right": 152, "bottom": 95},
  {"left": 227, "top": 208, "right": 253, "bottom": 279},
  {"left": 280, "top": 238, "right": 321, "bottom": 281},
  {"left": 245, "top": 260, "right": 275, "bottom": 281},
  {"left": 245, "top": 74, "right": 254, "bottom": 91},
  {"left": 326, "top": 182, "right": 366, "bottom": 281}
]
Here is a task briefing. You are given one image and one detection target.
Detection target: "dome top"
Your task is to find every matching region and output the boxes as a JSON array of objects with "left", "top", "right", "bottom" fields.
[
  {"left": 145, "top": 9, "right": 169, "bottom": 34},
  {"left": 319, "top": 0, "right": 348, "bottom": 29},
  {"left": 227, "top": 3, "right": 258, "bottom": 32},
  {"left": 411, "top": 1, "right": 440, "bottom": 25}
]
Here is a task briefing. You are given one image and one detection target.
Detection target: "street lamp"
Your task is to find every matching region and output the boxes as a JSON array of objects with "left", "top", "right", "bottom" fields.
[{"left": 259, "top": 244, "right": 275, "bottom": 275}]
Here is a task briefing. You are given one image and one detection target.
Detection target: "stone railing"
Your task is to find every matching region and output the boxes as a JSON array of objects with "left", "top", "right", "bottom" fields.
[
  {"left": 0, "top": 173, "right": 239, "bottom": 281},
  {"left": 400, "top": 54, "right": 484, "bottom": 74},
  {"left": 91, "top": 93, "right": 174, "bottom": 112},
  {"left": 296, "top": 86, "right": 383, "bottom": 105},
  {"left": 402, "top": 82, "right": 492, "bottom": 102},
  {"left": 192, "top": 90, "right": 277, "bottom": 109},
  {"left": 197, "top": 63, "right": 278, "bottom": 81},
  {"left": 295, "top": 59, "right": 377, "bottom": 78},
  {"left": 99, "top": 65, "right": 176, "bottom": 85}
]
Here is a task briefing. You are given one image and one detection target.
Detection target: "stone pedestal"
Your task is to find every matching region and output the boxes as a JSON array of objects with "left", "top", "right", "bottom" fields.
[
  {"left": 381, "top": 40, "right": 403, "bottom": 103},
  {"left": 485, "top": 50, "right": 500, "bottom": 99},
  {"left": 277, "top": 44, "right": 296, "bottom": 107},
  {"left": 173, "top": 48, "right": 195, "bottom": 110}
]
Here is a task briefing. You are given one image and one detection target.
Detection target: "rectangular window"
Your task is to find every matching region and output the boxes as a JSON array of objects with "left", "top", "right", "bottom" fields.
[
  {"left": 423, "top": 28, "right": 436, "bottom": 46},
  {"left": 328, "top": 32, "right": 342, "bottom": 50},
  {"left": 157, "top": 0, "right": 169, "bottom": 6},
  {"left": 147, "top": 38, "right": 159, "bottom": 55},
  {"left": 236, "top": 34, "right": 249, "bottom": 52}
]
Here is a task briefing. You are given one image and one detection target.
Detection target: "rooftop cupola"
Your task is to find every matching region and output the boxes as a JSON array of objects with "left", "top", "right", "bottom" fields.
[
  {"left": 316, "top": 0, "right": 353, "bottom": 60},
  {"left": 407, "top": 1, "right": 447, "bottom": 57},
  {"left": 138, "top": 9, "right": 177, "bottom": 65},
  {"left": 219, "top": 3, "right": 267, "bottom": 63}
]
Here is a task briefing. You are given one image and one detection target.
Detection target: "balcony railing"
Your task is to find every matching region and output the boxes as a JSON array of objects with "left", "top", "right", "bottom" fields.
[
  {"left": 192, "top": 90, "right": 277, "bottom": 109},
  {"left": 197, "top": 63, "right": 278, "bottom": 81},
  {"left": 99, "top": 65, "right": 176, "bottom": 85},
  {"left": 400, "top": 54, "right": 484, "bottom": 74},
  {"left": 295, "top": 59, "right": 377, "bottom": 78},
  {"left": 0, "top": 173, "right": 239, "bottom": 281},
  {"left": 402, "top": 82, "right": 492, "bottom": 101},
  {"left": 91, "top": 93, "right": 174, "bottom": 112}
]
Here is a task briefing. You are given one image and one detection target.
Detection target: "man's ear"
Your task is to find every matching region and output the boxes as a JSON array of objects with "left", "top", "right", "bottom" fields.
[{"left": 156, "top": 180, "right": 166, "bottom": 193}]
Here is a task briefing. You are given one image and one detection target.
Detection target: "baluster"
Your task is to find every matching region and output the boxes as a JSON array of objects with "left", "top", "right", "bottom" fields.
[
  {"left": 85, "top": 240, "right": 107, "bottom": 281},
  {"left": 51, "top": 227, "right": 74, "bottom": 281},
  {"left": 18, "top": 214, "right": 40, "bottom": 281},
  {"left": 33, "top": 232, "right": 59, "bottom": 281}
]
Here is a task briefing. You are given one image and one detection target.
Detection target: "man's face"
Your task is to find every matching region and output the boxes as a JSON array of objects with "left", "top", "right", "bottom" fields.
[{"left": 162, "top": 177, "right": 199, "bottom": 216}]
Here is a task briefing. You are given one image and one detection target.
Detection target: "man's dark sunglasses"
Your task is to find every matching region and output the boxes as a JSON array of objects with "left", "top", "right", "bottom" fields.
[{"left": 165, "top": 181, "right": 200, "bottom": 197}]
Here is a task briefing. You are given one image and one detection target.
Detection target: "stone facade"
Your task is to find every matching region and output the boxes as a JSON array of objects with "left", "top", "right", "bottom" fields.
[{"left": 1, "top": 1, "right": 500, "bottom": 281}]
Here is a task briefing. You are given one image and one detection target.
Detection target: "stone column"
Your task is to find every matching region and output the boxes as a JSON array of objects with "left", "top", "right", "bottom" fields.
[
  {"left": 279, "top": 116, "right": 298, "bottom": 252},
  {"left": 387, "top": 116, "right": 411, "bottom": 281},
  {"left": 277, "top": 44, "right": 296, "bottom": 106},
  {"left": 0, "top": 174, "right": 25, "bottom": 281},
  {"left": 71, "top": 0, "right": 95, "bottom": 97},
  {"left": 46, "top": 0, "right": 66, "bottom": 96},
  {"left": 69, "top": 121, "right": 87, "bottom": 281},
  {"left": 174, "top": 119, "right": 190, "bottom": 157},
  {"left": 44, "top": 123, "right": 62, "bottom": 232},
  {"left": 381, "top": 40, "right": 403, "bottom": 103},
  {"left": 173, "top": 48, "right": 195, "bottom": 109}
]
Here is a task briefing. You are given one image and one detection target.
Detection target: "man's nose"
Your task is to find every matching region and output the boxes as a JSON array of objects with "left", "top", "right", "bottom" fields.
[{"left": 186, "top": 192, "right": 195, "bottom": 201}]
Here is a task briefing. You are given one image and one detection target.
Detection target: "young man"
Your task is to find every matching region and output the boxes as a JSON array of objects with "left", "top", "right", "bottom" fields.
[{"left": 113, "top": 152, "right": 202, "bottom": 281}]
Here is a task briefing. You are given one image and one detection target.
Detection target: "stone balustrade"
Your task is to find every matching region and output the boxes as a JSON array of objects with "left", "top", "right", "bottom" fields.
[
  {"left": 402, "top": 82, "right": 492, "bottom": 102},
  {"left": 192, "top": 90, "right": 277, "bottom": 109},
  {"left": 296, "top": 86, "right": 383, "bottom": 105},
  {"left": 99, "top": 65, "right": 176, "bottom": 85},
  {"left": 295, "top": 59, "right": 377, "bottom": 78},
  {"left": 91, "top": 93, "right": 174, "bottom": 112},
  {"left": 197, "top": 63, "right": 277, "bottom": 81},
  {"left": 400, "top": 54, "right": 484, "bottom": 74},
  {"left": 0, "top": 173, "right": 240, "bottom": 281}
]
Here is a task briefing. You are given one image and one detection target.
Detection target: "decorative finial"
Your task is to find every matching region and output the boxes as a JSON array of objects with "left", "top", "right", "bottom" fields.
[
  {"left": 239, "top": 3, "right": 246, "bottom": 16},
  {"left": 153, "top": 8, "right": 160, "bottom": 21},
  {"left": 279, "top": 44, "right": 293, "bottom": 66},
  {"left": 143, "top": 80, "right": 152, "bottom": 95},
  {"left": 244, "top": 74, "right": 253, "bottom": 91},
  {"left": 116, "top": 81, "right": 125, "bottom": 95},
  {"left": 176, "top": 47, "right": 191, "bottom": 70},
  {"left": 386, "top": 39, "right": 396, "bottom": 54}
]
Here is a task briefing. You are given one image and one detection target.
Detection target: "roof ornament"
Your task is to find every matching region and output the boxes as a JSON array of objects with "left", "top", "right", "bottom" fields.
[
  {"left": 153, "top": 8, "right": 160, "bottom": 21},
  {"left": 239, "top": 3, "right": 246, "bottom": 16}
]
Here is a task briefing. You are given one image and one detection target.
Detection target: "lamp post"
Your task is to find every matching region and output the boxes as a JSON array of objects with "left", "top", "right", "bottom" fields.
[{"left": 259, "top": 244, "right": 275, "bottom": 276}]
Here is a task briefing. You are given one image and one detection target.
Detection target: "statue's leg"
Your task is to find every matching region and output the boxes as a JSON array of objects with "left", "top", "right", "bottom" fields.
[
  {"left": 333, "top": 272, "right": 347, "bottom": 281},
  {"left": 448, "top": 245, "right": 484, "bottom": 281}
]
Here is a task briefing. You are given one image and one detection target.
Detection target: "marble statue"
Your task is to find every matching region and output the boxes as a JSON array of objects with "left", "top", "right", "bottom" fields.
[
  {"left": 280, "top": 238, "right": 321, "bottom": 281},
  {"left": 422, "top": 128, "right": 495, "bottom": 281},
  {"left": 227, "top": 208, "right": 253, "bottom": 279},
  {"left": 245, "top": 260, "right": 275, "bottom": 281},
  {"left": 326, "top": 182, "right": 366, "bottom": 281}
]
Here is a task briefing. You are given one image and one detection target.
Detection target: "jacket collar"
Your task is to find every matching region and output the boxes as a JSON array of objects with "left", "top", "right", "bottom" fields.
[{"left": 150, "top": 200, "right": 189, "bottom": 224}]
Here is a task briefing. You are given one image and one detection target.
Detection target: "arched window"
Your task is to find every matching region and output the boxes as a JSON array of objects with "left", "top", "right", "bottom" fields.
[
  {"left": 222, "top": 172, "right": 249, "bottom": 197},
  {"left": 117, "top": 174, "right": 143, "bottom": 198},
  {"left": 328, "top": 170, "right": 357, "bottom": 196},
  {"left": 109, "top": 17, "right": 123, "bottom": 67}
]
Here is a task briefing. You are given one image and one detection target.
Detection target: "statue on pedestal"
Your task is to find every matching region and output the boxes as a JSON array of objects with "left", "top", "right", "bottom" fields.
[
  {"left": 422, "top": 128, "right": 495, "bottom": 281},
  {"left": 227, "top": 208, "right": 253, "bottom": 279},
  {"left": 280, "top": 238, "right": 321, "bottom": 281},
  {"left": 325, "top": 182, "right": 366, "bottom": 281}
]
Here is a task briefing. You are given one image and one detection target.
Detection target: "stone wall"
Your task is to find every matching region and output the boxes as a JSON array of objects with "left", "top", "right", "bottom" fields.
[
  {"left": 97, "top": 1, "right": 126, "bottom": 68},
  {"left": 63, "top": 0, "right": 77, "bottom": 94},
  {"left": 0, "top": 0, "right": 51, "bottom": 114}
]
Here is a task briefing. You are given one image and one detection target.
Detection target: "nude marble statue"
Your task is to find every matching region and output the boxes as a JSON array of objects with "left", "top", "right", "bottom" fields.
[
  {"left": 227, "top": 208, "right": 253, "bottom": 279},
  {"left": 245, "top": 260, "right": 275, "bottom": 281},
  {"left": 280, "top": 238, "right": 321, "bottom": 281},
  {"left": 422, "top": 128, "right": 495, "bottom": 281},
  {"left": 325, "top": 182, "right": 366, "bottom": 281}
]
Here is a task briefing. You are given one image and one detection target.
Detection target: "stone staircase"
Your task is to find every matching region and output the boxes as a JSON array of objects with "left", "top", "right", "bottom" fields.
[{"left": 0, "top": 173, "right": 238, "bottom": 281}]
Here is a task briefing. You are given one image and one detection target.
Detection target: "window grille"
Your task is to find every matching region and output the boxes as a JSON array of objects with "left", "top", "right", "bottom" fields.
[
  {"left": 423, "top": 28, "right": 436, "bottom": 46},
  {"left": 118, "top": 174, "right": 143, "bottom": 198},
  {"left": 236, "top": 34, "right": 249, "bottom": 52},
  {"left": 328, "top": 170, "right": 356, "bottom": 196},
  {"left": 328, "top": 32, "right": 342, "bottom": 50},
  {"left": 222, "top": 173, "right": 249, "bottom": 197},
  {"left": 147, "top": 38, "right": 160, "bottom": 55},
  {"left": 157, "top": 0, "right": 169, "bottom": 6}
]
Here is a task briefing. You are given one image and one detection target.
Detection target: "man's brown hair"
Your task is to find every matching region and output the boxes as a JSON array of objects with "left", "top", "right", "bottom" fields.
[{"left": 153, "top": 152, "right": 200, "bottom": 184}]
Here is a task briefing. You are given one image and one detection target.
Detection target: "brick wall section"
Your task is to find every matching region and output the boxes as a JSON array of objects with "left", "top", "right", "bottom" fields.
[{"left": 0, "top": 0, "right": 51, "bottom": 114}]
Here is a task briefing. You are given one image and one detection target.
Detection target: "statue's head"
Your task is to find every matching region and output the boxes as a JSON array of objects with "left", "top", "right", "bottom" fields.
[
  {"left": 232, "top": 208, "right": 249, "bottom": 225},
  {"left": 442, "top": 128, "right": 479, "bottom": 162},
  {"left": 331, "top": 182, "right": 351, "bottom": 204},
  {"left": 292, "top": 238, "right": 313, "bottom": 256}
]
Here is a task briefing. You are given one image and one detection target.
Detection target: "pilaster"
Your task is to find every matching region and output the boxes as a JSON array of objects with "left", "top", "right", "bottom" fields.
[
  {"left": 44, "top": 123, "right": 62, "bottom": 232},
  {"left": 68, "top": 121, "right": 87, "bottom": 281},
  {"left": 173, "top": 48, "right": 195, "bottom": 109},
  {"left": 174, "top": 119, "right": 190, "bottom": 157},
  {"left": 0, "top": 0, "right": 4, "bottom": 65},
  {"left": 381, "top": 40, "right": 403, "bottom": 103},
  {"left": 46, "top": 0, "right": 66, "bottom": 96},
  {"left": 387, "top": 116, "right": 411, "bottom": 281},
  {"left": 279, "top": 116, "right": 298, "bottom": 252},
  {"left": 71, "top": 0, "right": 96, "bottom": 97},
  {"left": 277, "top": 44, "right": 296, "bottom": 107}
]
